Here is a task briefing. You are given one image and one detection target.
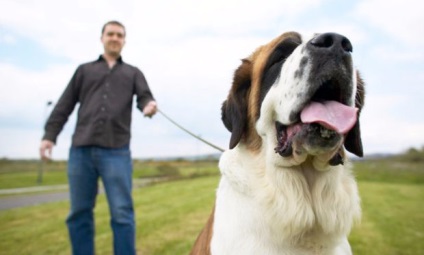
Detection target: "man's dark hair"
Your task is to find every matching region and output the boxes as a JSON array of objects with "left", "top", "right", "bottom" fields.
[{"left": 101, "top": 20, "right": 126, "bottom": 36}]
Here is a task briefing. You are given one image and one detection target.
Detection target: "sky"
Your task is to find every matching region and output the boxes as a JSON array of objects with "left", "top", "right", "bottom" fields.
[{"left": 0, "top": 0, "right": 423, "bottom": 160}]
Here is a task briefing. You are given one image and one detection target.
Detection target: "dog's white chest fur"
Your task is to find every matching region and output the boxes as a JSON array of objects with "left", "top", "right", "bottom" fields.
[{"left": 211, "top": 148, "right": 360, "bottom": 255}]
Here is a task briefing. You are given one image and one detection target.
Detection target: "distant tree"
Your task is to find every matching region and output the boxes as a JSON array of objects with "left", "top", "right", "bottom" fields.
[
  {"left": 403, "top": 147, "right": 424, "bottom": 162},
  {"left": 157, "top": 164, "right": 180, "bottom": 177}
]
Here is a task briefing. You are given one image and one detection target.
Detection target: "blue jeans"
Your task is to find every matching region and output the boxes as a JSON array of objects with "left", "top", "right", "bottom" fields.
[{"left": 66, "top": 145, "right": 135, "bottom": 255}]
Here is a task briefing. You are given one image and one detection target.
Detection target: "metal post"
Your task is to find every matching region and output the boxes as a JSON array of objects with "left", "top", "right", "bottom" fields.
[
  {"left": 37, "top": 101, "right": 53, "bottom": 184},
  {"left": 37, "top": 159, "right": 44, "bottom": 184}
]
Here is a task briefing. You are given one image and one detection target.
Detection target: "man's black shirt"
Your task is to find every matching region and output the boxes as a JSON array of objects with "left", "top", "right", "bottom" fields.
[{"left": 43, "top": 55, "right": 155, "bottom": 148}]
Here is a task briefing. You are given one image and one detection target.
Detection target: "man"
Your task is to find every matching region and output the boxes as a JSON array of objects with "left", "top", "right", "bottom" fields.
[{"left": 39, "top": 20, "right": 157, "bottom": 255}]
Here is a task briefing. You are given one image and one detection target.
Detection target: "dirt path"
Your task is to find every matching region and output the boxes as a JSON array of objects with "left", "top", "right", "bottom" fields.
[
  {"left": 0, "top": 177, "right": 172, "bottom": 211},
  {"left": 0, "top": 192, "right": 69, "bottom": 210}
]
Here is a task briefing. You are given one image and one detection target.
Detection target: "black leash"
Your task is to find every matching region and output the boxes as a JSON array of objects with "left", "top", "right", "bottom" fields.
[{"left": 157, "top": 108, "right": 225, "bottom": 153}]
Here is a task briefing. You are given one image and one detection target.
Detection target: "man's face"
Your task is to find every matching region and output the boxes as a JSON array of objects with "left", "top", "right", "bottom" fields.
[{"left": 101, "top": 24, "right": 126, "bottom": 56}]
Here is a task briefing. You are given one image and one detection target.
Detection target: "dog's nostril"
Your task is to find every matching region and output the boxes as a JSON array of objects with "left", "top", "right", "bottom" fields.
[
  {"left": 312, "top": 34, "right": 334, "bottom": 48},
  {"left": 310, "top": 33, "right": 353, "bottom": 53},
  {"left": 341, "top": 38, "right": 353, "bottom": 52}
]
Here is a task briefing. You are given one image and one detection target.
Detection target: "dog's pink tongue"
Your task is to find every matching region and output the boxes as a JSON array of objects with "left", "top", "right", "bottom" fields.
[{"left": 300, "top": 101, "right": 358, "bottom": 134}]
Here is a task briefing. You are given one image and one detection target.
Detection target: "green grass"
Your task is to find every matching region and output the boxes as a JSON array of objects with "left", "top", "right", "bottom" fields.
[
  {"left": 0, "top": 160, "right": 68, "bottom": 188},
  {"left": 136, "top": 176, "right": 218, "bottom": 255},
  {"left": 1, "top": 155, "right": 423, "bottom": 254},
  {"left": 1, "top": 176, "right": 424, "bottom": 254},
  {"left": 0, "top": 159, "right": 219, "bottom": 190},
  {"left": 349, "top": 181, "right": 424, "bottom": 255},
  {"left": 353, "top": 159, "right": 424, "bottom": 184},
  {"left": 0, "top": 176, "right": 219, "bottom": 255}
]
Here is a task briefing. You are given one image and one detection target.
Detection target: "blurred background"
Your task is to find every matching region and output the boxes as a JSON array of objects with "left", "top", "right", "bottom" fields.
[
  {"left": 1, "top": 0, "right": 423, "bottom": 160},
  {"left": 1, "top": 1, "right": 423, "bottom": 254}
]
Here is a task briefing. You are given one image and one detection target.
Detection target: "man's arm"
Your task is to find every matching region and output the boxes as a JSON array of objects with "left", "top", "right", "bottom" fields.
[
  {"left": 40, "top": 67, "right": 81, "bottom": 160},
  {"left": 134, "top": 67, "right": 157, "bottom": 117}
]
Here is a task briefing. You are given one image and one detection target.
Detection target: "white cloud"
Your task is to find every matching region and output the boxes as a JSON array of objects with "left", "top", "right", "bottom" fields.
[
  {"left": 0, "top": 0, "right": 423, "bottom": 159},
  {"left": 372, "top": 44, "right": 424, "bottom": 62},
  {"left": 361, "top": 94, "right": 424, "bottom": 154},
  {"left": 0, "top": 33, "right": 16, "bottom": 44},
  {"left": 0, "top": 62, "right": 75, "bottom": 122},
  {"left": 1, "top": 0, "right": 323, "bottom": 62},
  {"left": 355, "top": 0, "right": 424, "bottom": 45}
]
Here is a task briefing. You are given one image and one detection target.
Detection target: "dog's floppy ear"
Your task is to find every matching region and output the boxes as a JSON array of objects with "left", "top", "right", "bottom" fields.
[
  {"left": 221, "top": 59, "right": 252, "bottom": 149},
  {"left": 344, "top": 71, "right": 365, "bottom": 157}
]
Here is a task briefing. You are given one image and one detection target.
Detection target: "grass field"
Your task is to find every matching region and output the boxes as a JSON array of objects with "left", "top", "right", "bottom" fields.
[
  {"left": 0, "top": 159, "right": 218, "bottom": 190},
  {"left": 350, "top": 182, "right": 424, "bottom": 255},
  {"left": 0, "top": 152, "right": 423, "bottom": 254},
  {"left": 0, "top": 176, "right": 219, "bottom": 255}
]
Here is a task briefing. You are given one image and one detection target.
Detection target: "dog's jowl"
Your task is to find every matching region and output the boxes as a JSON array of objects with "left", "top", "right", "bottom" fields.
[{"left": 191, "top": 32, "right": 365, "bottom": 255}]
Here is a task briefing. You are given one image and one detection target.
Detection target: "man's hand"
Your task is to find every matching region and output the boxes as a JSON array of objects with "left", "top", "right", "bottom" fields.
[
  {"left": 143, "top": 101, "right": 158, "bottom": 118},
  {"left": 40, "top": 140, "right": 55, "bottom": 161}
]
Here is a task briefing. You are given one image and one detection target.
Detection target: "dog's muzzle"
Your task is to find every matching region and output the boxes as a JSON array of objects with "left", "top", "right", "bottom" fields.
[{"left": 274, "top": 33, "right": 358, "bottom": 165}]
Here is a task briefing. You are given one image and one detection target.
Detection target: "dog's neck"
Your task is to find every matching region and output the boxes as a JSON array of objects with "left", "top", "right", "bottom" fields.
[{"left": 219, "top": 145, "right": 361, "bottom": 241}]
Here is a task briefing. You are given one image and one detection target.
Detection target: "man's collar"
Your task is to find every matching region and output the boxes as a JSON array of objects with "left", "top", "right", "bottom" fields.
[{"left": 97, "top": 55, "right": 123, "bottom": 63}]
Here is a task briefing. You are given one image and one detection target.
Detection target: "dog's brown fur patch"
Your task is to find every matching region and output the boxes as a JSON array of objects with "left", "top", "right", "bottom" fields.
[{"left": 189, "top": 205, "right": 215, "bottom": 255}]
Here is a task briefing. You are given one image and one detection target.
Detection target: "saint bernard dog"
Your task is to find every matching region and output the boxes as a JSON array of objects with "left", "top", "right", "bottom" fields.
[{"left": 190, "top": 31, "right": 365, "bottom": 255}]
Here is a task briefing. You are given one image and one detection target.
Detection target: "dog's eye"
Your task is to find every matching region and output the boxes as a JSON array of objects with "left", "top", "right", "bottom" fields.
[
  {"left": 266, "top": 38, "right": 301, "bottom": 68},
  {"left": 260, "top": 38, "right": 301, "bottom": 108}
]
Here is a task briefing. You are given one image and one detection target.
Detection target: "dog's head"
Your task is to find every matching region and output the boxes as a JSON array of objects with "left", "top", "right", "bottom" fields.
[{"left": 222, "top": 32, "right": 365, "bottom": 168}]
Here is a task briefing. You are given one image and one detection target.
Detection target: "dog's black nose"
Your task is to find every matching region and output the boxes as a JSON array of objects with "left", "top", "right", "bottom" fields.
[{"left": 309, "top": 33, "right": 353, "bottom": 53}]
